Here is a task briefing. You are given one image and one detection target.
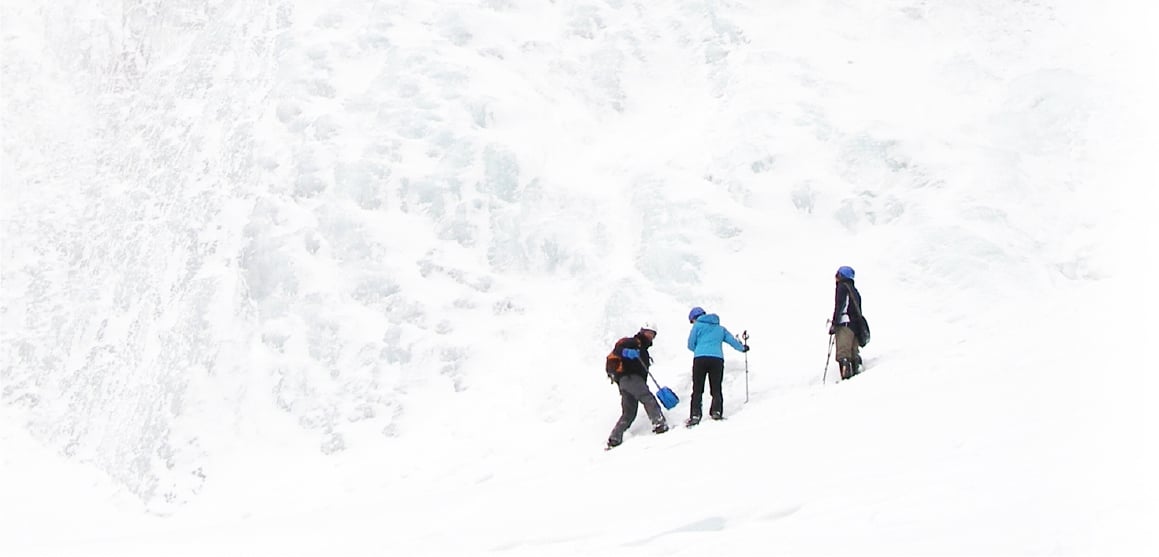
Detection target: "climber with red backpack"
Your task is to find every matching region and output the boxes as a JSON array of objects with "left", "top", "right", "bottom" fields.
[{"left": 605, "top": 322, "right": 670, "bottom": 449}]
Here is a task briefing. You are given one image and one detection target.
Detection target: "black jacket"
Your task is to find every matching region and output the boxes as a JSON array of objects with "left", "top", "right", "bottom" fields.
[
  {"left": 612, "top": 332, "right": 653, "bottom": 380},
  {"left": 831, "top": 279, "right": 863, "bottom": 326}
]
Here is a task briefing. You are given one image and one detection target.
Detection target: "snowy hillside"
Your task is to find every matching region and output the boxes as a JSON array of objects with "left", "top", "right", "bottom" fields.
[{"left": 2, "top": 0, "right": 1155, "bottom": 555}]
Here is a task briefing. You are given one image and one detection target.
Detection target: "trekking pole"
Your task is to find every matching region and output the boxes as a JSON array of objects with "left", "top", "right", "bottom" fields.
[
  {"left": 741, "top": 330, "right": 750, "bottom": 403},
  {"left": 822, "top": 320, "right": 834, "bottom": 386}
]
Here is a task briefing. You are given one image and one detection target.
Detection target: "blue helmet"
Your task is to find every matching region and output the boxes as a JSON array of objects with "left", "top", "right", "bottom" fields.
[
  {"left": 688, "top": 307, "right": 706, "bottom": 322},
  {"left": 836, "top": 266, "right": 855, "bottom": 280}
]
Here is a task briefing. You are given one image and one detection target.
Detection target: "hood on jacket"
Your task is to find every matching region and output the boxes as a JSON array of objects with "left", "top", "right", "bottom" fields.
[{"left": 695, "top": 313, "right": 721, "bottom": 325}]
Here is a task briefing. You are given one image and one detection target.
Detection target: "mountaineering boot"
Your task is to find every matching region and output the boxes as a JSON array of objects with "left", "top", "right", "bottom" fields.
[
  {"left": 839, "top": 358, "right": 852, "bottom": 380},
  {"left": 685, "top": 415, "right": 701, "bottom": 427},
  {"left": 652, "top": 422, "right": 669, "bottom": 434},
  {"left": 710, "top": 411, "right": 723, "bottom": 421},
  {"left": 607, "top": 437, "right": 622, "bottom": 449}
]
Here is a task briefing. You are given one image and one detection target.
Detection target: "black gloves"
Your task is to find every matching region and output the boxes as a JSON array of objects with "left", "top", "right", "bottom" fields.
[{"left": 743, "top": 345, "right": 750, "bottom": 352}]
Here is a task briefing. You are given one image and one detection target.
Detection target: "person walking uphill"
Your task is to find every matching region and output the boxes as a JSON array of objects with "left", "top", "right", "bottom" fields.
[
  {"left": 685, "top": 307, "right": 748, "bottom": 426},
  {"left": 606, "top": 323, "right": 669, "bottom": 449},
  {"left": 829, "top": 266, "right": 864, "bottom": 380}
]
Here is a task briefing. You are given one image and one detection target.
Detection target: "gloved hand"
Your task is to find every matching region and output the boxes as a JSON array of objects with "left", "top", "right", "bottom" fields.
[
  {"left": 743, "top": 345, "right": 750, "bottom": 352},
  {"left": 621, "top": 348, "right": 640, "bottom": 360},
  {"left": 828, "top": 325, "right": 835, "bottom": 335}
]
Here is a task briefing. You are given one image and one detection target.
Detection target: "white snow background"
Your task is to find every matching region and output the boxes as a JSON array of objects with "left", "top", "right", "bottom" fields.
[{"left": 1, "top": 0, "right": 1156, "bottom": 555}]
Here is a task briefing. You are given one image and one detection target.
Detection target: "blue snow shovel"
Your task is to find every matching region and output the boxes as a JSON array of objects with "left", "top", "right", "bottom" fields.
[
  {"left": 654, "top": 382, "right": 679, "bottom": 410},
  {"left": 639, "top": 358, "right": 679, "bottom": 410}
]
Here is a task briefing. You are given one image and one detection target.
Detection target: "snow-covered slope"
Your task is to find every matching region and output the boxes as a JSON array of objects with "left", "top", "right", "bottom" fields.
[{"left": 2, "top": 0, "right": 1154, "bottom": 554}]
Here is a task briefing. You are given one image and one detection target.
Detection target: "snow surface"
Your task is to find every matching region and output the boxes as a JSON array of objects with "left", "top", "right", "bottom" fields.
[{"left": 1, "top": 0, "right": 1156, "bottom": 555}]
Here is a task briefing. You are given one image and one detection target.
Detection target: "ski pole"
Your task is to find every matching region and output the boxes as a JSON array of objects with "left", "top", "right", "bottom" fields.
[
  {"left": 741, "top": 330, "right": 750, "bottom": 403},
  {"left": 822, "top": 321, "right": 834, "bottom": 385}
]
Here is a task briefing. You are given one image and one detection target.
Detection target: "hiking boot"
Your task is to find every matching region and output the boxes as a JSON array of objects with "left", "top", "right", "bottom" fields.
[
  {"left": 607, "top": 437, "right": 622, "bottom": 448},
  {"left": 710, "top": 411, "right": 723, "bottom": 421},
  {"left": 839, "top": 359, "right": 852, "bottom": 380},
  {"left": 652, "top": 423, "right": 669, "bottom": 434},
  {"left": 685, "top": 415, "right": 701, "bottom": 427}
]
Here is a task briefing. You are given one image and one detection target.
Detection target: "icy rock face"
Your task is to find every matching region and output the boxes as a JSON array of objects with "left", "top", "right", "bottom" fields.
[{"left": 2, "top": 0, "right": 1127, "bottom": 510}]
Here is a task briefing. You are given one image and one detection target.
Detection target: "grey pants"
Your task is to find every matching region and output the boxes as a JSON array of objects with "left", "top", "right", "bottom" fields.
[
  {"left": 835, "top": 325, "right": 860, "bottom": 364},
  {"left": 608, "top": 374, "right": 667, "bottom": 444}
]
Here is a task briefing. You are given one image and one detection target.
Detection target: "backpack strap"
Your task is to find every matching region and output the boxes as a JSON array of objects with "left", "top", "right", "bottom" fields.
[{"left": 843, "top": 284, "right": 863, "bottom": 317}]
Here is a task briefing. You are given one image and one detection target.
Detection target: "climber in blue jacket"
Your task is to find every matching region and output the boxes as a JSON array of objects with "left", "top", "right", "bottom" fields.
[{"left": 685, "top": 307, "right": 748, "bottom": 426}]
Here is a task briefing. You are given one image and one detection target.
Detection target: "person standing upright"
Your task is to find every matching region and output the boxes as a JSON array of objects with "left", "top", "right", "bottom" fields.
[
  {"left": 685, "top": 307, "right": 748, "bottom": 426},
  {"left": 829, "top": 265, "right": 864, "bottom": 380}
]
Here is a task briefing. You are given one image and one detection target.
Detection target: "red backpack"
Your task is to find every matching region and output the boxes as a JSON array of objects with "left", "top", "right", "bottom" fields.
[{"left": 605, "top": 337, "right": 634, "bottom": 376}]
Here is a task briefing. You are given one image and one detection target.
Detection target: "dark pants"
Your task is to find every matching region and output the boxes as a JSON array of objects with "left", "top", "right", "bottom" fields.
[
  {"left": 690, "top": 356, "right": 725, "bottom": 418},
  {"left": 608, "top": 374, "right": 667, "bottom": 444}
]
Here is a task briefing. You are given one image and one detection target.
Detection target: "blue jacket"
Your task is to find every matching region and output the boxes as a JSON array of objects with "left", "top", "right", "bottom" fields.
[{"left": 687, "top": 313, "right": 746, "bottom": 359}]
